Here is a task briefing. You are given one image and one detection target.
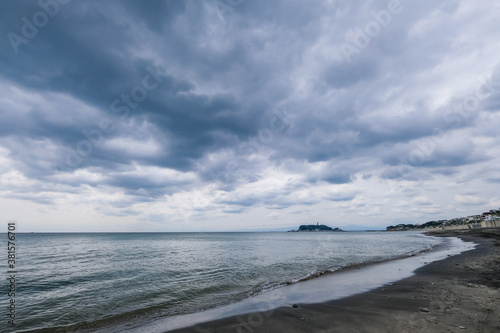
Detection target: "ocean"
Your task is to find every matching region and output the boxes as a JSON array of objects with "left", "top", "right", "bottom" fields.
[{"left": 2, "top": 231, "right": 444, "bottom": 332}]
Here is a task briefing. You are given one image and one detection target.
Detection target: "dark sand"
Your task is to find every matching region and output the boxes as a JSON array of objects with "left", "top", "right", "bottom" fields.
[{"left": 171, "top": 228, "right": 500, "bottom": 333}]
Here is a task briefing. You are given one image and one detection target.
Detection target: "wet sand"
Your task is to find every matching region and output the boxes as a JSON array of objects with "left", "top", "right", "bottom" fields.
[{"left": 170, "top": 228, "right": 500, "bottom": 333}]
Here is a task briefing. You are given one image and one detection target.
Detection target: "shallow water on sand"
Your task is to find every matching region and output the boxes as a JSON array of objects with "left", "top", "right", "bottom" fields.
[
  {"left": 129, "top": 236, "right": 474, "bottom": 333},
  {"left": 2, "top": 232, "right": 443, "bottom": 332}
]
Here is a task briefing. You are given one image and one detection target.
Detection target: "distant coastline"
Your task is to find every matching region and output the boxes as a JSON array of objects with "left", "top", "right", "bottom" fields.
[{"left": 387, "top": 207, "right": 500, "bottom": 231}]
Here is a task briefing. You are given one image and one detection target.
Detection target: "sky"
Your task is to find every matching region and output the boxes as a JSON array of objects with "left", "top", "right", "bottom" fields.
[{"left": 0, "top": 0, "right": 499, "bottom": 232}]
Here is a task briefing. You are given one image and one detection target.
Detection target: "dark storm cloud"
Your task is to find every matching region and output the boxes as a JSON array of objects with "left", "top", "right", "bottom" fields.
[
  {"left": 0, "top": 0, "right": 267, "bottom": 168},
  {"left": 0, "top": 0, "right": 499, "bottom": 219}
]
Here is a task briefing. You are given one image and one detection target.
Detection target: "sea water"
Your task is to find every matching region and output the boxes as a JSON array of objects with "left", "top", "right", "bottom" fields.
[{"left": 1, "top": 232, "right": 444, "bottom": 332}]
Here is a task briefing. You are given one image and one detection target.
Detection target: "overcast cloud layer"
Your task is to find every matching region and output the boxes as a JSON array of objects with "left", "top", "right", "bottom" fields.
[{"left": 1, "top": 0, "right": 499, "bottom": 231}]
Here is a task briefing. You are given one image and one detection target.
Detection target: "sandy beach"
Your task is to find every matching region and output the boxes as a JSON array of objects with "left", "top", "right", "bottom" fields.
[{"left": 170, "top": 228, "right": 500, "bottom": 333}]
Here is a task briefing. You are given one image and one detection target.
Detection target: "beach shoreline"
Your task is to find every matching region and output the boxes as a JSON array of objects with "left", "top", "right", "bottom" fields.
[{"left": 167, "top": 228, "right": 500, "bottom": 333}]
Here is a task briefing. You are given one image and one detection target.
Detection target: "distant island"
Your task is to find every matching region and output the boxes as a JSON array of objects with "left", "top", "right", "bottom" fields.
[{"left": 290, "top": 223, "right": 343, "bottom": 232}]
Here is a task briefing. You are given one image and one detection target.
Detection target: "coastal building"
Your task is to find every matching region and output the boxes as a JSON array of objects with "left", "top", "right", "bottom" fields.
[
  {"left": 483, "top": 209, "right": 500, "bottom": 221},
  {"left": 386, "top": 207, "right": 500, "bottom": 231},
  {"left": 466, "top": 215, "right": 481, "bottom": 223}
]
